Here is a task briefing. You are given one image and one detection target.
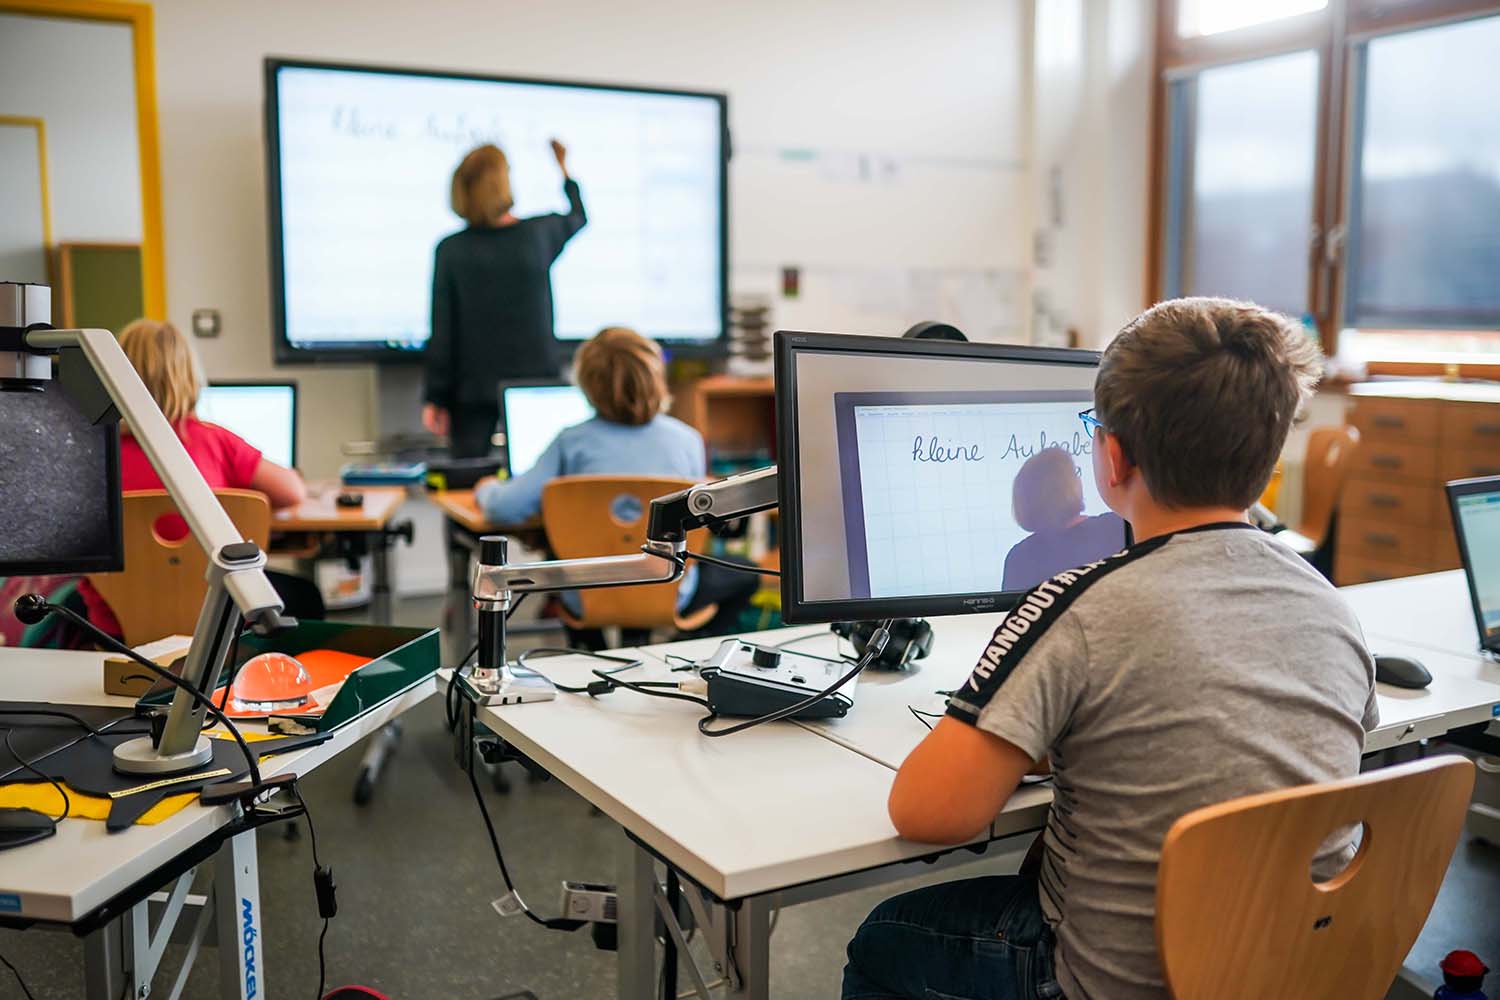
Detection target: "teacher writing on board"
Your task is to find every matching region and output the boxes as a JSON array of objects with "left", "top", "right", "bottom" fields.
[{"left": 422, "top": 138, "right": 587, "bottom": 458}]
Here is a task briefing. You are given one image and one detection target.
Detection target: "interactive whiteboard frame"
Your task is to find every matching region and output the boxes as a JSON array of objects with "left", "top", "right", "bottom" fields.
[
  {"left": 774, "top": 330, "right": 1119, "bottom": 625},
  {"left": 263, "top": 57, "right": 730, "bottom": 364}
]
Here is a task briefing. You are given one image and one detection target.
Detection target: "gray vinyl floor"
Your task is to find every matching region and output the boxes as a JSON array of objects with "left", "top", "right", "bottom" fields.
[{"left": 1, "top": 593, "right": 1495, "bottom": 999}]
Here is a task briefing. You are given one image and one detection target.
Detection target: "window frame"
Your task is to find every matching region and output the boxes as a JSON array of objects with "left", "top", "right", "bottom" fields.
[{"left": 1149, "top": 0, "right": 1500, "bottom": 373}]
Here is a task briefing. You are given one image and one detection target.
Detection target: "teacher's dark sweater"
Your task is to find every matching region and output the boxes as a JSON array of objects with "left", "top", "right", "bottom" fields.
[{"left": 423, "top": 179, "right": 587, "bottom": 409}]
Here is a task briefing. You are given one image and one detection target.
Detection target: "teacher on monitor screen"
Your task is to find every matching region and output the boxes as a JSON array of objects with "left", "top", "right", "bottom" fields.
[{"left": 422, "top": 139, "right": 588, "bottom": 458}]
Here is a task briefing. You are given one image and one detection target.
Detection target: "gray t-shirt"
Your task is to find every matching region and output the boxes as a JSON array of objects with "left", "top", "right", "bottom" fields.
[{"left": 947, "top": 523, "right": 1378, "bottom": 1000}]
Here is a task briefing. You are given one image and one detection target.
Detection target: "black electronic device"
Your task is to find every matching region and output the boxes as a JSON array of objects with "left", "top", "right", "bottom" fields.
[
  {"left": 696, "top": 639, "right": 856, "bottom": 720},
  {"left": 1374, "top": 654, "right": 1433, "bottom": 690},
  {"left": 1446, "top": 475, "right": 1500, "bottom": 656},
  {"left": 775, "top": 330, "right": 1125, "bottom": 625},
  {"left": 832, "top": 617, "right": 934, "bottom": 671},
  {"left": 902, "top": 321, "right": 967, "bottom": 342},
  {"left": 336, "top": 491, "right": 364, "bottom": 508},
  {"left": 0, "top": 807, "right": 58, "bottom": 850},
  {"left": 264, "top": 58, "right": 730, "bottom": 363}
]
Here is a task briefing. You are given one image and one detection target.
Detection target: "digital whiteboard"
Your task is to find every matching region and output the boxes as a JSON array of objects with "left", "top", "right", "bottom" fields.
[{"left": 264, "top": 59, "right": 728, "bottom": 361}]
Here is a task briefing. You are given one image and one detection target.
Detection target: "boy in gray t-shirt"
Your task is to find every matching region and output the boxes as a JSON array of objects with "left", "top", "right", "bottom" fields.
[{"left": 842, "top": 298, "right": 1378, "bottom": 1000}]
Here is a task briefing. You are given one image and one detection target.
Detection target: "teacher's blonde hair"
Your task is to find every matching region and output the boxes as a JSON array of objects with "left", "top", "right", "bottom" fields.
[
  {"left": 118, "top": 318, "right": 203, "bottom": 426},
  {"left": 451, "top": 144, "right": 514, "bottom": 227}
]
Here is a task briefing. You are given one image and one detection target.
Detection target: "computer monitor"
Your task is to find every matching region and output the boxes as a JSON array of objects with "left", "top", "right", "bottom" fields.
[
  {"left": 0, "top": 387, "right": 123, "bottom": 574},
  {"left": 775, "top": 331, "right": 1128, "bottom": 624},
  {"left": 198, "top": 381, "right": 298, "bottom": 469},
  {"left": 1446, "top": 475, "right": 1500, "bottom": 653},
  {"left": 499, "top": 381, "right": 595, "bottom": 478}
]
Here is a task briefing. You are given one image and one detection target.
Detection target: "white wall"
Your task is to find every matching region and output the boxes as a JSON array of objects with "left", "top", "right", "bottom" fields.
[
  {"left": 1028, "top": 0, "right": 1154, "bottom": 350},
  {"left": 0, "top": 14, "right": 143, "bottom": 245},
  {"left": 147, "top": 0, "right": 1032, "bottom": 475}
]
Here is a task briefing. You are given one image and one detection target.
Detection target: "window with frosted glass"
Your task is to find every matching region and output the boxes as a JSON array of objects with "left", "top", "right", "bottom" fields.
[{"left": 1346, "top": 15, "right": 1500, "bottom": 329}]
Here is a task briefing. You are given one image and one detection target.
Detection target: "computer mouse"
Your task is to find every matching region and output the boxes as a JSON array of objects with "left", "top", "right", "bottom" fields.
[
  {"left": 336, "top": 491, "right": 364, "bottom": 508},
  {"left": 0, "top": 807, "right": 58, "bottom": 849},
  {"left": 1374, "top": 654, "right": 1432, "bottom": 690}
]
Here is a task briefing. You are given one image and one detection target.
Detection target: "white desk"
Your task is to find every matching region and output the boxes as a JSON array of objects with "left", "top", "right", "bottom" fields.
[
  {"left": 1342, "top": 570, "right": 1483, "bottom": 657},
  {"left": 466, "top": 571, "right": 1500, "bottom": 999},
  {"left": 0, "top": 647, "right": 434, "bottom": 999}
]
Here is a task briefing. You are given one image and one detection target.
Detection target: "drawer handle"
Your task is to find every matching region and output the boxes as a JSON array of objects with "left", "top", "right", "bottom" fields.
[
  {"left": 1473, "top": 466, "right": 1500, "bottom": 476},
  {"left": 1373, "top": 415, "right": 1406, "bottom": 429},
  {"left": 1368, "top": 494, "right": 1401, "bottom": 508},
  {"left": 1364, "top": 532, "right": 1399, "bottom": 547},
  {"left": 1475, "top": 424, "right": 1500, "bottom": 436},
  {"left": 1371, "top": 455, "right": 1402, "bottom": 469}
]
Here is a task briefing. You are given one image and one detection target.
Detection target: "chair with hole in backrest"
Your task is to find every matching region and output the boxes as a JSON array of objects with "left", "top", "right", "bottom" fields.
[
  {"left": 88, "top": 489, "right": 272, "bottom": 647},
  {"left": 540, "top": 475, "right": 718, "bottom": 634},
  {"left": 1276, "top": 425, "right": 1361, "bottom": 564},
  {"left": 1155, "top": 755, "right": 1475, "bottom": 1000}
]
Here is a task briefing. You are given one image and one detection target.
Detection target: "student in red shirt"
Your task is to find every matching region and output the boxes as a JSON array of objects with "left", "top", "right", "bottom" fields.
[{"left": 117, "top": 319, "right": 305, "bottom": 523}]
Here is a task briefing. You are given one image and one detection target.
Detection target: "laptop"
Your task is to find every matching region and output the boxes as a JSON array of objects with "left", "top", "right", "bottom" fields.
[
  {"left": 1446, "top": 475, "right": 1500, "bottom": 656},
  {"left": 198, "top": 381, "right": 298, "bottom": 469},
  {"left": 498, "top": 381, "right": 594, "bottom": 479}
]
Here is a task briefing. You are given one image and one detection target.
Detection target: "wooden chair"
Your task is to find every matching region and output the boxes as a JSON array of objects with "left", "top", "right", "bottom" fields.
[
  {"left": 540, "top": 476, "right": 718, "bottom": 633},
  {"left": 1156, "top": 755, "right": 1475, "bottom": 1000},
  {"left": 1277, "top": 425, "right": 1361, "bottom": 556},
  {"left": 89, "top": 489, "right": 272, "bottom": 646}
]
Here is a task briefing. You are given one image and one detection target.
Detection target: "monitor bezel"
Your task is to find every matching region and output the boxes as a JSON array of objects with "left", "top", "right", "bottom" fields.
[
  {"left": 203, "top": 379, "right": 300, "bottom": 470},
  {"left": 0, "top": 408, "right": 123, "bottom": 577},
  {"left": 498, "top": 378, "right": 593, "bottom": 478},
  {"left": 1444, "top": 474, "right": 1500, "bottom": 653},
  {"left": 774, "top": 330, "right": 1113, "bottom": 625},
  {"left": 263, "top": 56, "right": 731, "bottom": 365}
]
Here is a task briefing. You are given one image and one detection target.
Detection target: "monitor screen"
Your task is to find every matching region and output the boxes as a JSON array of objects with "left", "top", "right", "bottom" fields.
[
  {"left": 198, "top": 382, "right": 298, "bottom": 469},
  {"left": 775, "top": 331, "right": 1128, "bottom": 624},
  {"left": 0, "top": 387, "right": 122, "bottom": 574},
  {"left": 1449, "top": 478, "right": 1500, "bottom": 643},
  {"left": 264, "top": 59, "right": 728, "bottom": 361},
  {"left": 500, "top": 382, "right": 595, "bottom": 478}
]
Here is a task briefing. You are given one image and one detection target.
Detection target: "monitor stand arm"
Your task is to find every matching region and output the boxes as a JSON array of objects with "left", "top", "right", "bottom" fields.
[
  {"left": 22, "top": 326, "right": 287, "bottom": 775},
  {"left": 464, "top": 466, "right": 778, "bottom": 706}
]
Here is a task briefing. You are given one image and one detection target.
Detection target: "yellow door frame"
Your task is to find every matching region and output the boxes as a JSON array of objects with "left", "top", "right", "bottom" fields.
[
  {"left": 0, "top": 114, "right": 53, "bottom": 249},
  {"left": 0, "top": 0, "right": 166, "bottom": 319}
]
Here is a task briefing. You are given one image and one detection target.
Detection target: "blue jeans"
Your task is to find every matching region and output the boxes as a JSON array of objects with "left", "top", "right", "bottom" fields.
[{"left": 842, "top": 876, "right": 1064, "bottom": 1000}]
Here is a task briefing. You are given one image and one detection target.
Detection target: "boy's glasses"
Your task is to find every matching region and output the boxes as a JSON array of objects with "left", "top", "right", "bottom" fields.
[{"left": 1079, "top": 408, "right": 1106, "bottom": 438}]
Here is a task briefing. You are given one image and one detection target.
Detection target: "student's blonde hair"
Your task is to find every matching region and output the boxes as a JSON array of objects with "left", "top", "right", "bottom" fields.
[
  {"left": 574, "top": 327, "right": 667, "bottom": 427},
  {"left": 451, "top": 144, "right": 514, "bottom": 227},
  {"left": 118, "top": 318, "right": 203, "bottom": 425}
]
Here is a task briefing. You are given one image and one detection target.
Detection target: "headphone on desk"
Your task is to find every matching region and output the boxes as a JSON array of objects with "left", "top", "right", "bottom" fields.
[{"left": 831, "top": 618, "right": 935, "bottom": 671}]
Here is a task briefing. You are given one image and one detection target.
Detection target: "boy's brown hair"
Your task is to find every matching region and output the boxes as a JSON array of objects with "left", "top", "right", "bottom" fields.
[
  {"left": 451, "top": 144, "right": 514, "bottom": 227},
  {"left": 1094, "top": 297, "right": 1321, "bottom": 510},
  {"left": 575, "top": 326, "right": 667, "bottom": 427}
]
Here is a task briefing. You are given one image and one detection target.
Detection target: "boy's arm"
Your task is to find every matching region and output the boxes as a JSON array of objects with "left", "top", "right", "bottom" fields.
[
  {"left": 889, "top": 718, "right": 1034, "bottom": 844},
  {"left": 891, "top": 584, "right": 1091, "bottom": 844}
]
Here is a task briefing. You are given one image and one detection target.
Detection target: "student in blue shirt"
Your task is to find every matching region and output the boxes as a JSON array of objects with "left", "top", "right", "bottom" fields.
[{"left": 474, "top": 326, "right": 758, "bottom": 644}]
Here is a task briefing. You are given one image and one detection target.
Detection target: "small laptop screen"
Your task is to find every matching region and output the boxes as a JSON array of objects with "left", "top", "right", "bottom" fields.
[
  {"left": 1454, "top": 485, "right": 1500, "bottom": 642},
  {"left": 501, "top": 384, "right": 595, "bottom": 478},
  {"left": 198, "top": 383, "right": 297, "bottom": 469}
]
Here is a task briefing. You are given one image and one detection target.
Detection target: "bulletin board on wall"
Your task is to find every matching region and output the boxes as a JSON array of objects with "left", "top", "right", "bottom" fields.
[{"left": 53, "top": 242, "right": 143, "bottom": 333}]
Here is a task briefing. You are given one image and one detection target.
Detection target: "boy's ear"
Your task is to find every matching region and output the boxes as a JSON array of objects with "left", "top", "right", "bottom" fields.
[{"left": 1104, "top": 432, "right": 1135, "bottom": 488}]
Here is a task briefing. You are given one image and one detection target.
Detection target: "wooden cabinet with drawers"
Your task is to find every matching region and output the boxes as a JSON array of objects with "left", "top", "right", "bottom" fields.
[{"left": 1335, "top": 382, "right": 1500, "bottom": 585}]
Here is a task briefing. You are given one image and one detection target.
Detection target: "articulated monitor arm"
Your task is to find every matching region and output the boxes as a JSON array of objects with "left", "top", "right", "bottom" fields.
[{"left": 465, "top": 466, "right": 778, "bottom": 701}]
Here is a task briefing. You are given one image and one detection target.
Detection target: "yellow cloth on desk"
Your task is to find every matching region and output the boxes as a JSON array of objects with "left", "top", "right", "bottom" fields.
[
  {"left": 0, "top": 782, "right": 197, "bottom": 825},
  {"left": 0, "top": 730, "right": 285, "bottom": 826}
]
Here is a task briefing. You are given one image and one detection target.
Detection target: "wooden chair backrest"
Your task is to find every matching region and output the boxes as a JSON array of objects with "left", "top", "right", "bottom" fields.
[
  {"left": 1156, "top": 755, "right": 1475, "bottom": 1000},
  {"left": 89, "top": 489, "right": 272, "bottom": 646},
  {"left": 1295, "top": 424, "right": 1360, "bottom": 544},
  {"left": 540, "top": 476, "right": 709, "bottom": 630}
]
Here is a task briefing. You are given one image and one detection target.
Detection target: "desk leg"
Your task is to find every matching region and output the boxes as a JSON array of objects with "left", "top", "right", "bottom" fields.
[
  {"left": 616, "top": 834, "right": 657, "bottom": 1000},
  {"left": 371, "top": 533, "right": 394, "bottom": 627},
  {"left": 726, "top": 896, "right": 772, "bottom": 1000},
  {"left": 214, "top": 829, "right": 262, "bottom": 1000},
  {"left": 83, "top": 913, "right": 135, "bottom": 999}
]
